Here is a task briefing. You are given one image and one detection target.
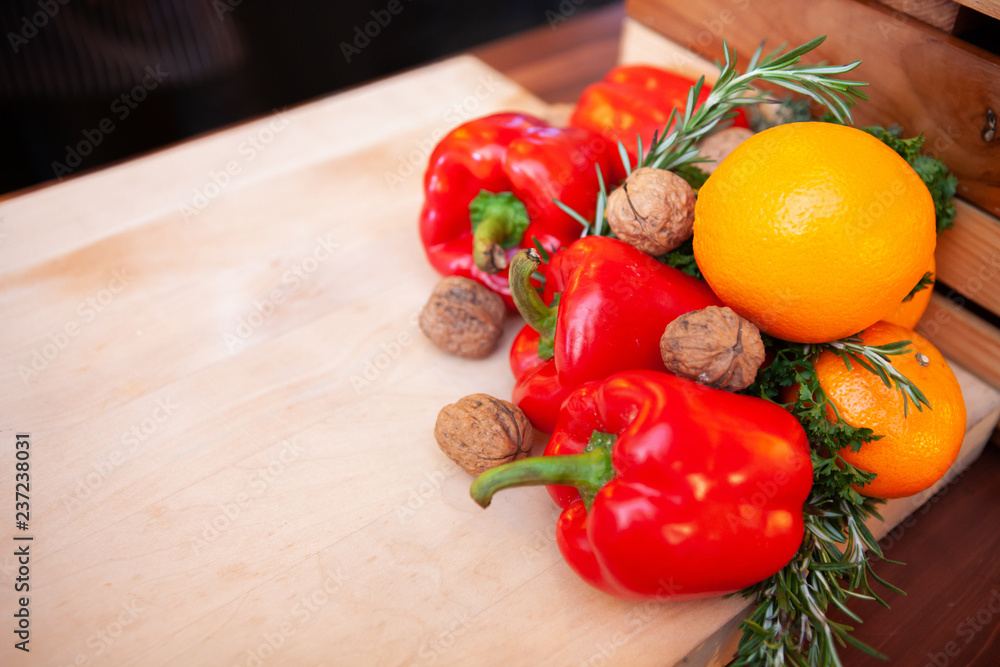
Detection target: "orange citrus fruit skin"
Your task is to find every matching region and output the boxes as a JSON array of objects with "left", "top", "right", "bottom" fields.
[
  {"left": 693, "top": 122, "right": 936, "bottom": 344},
  {"left": 883, "top": 256, "right": 935, "bottom": 330},
  {"left": 815, "top": 321, "right": 966, "bottom": 499}
]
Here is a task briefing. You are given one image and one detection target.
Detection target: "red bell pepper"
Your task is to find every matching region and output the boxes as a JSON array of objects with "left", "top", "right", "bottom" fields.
[
  {"left": 472, "top": 369, "right": 813, "bottom": 600},
  {"left": 570, "top": 65, "right": 750, "bottom": 181},
  {"left": 419, "top": 112, "right": 614, "bottom": 309},
  {"left": 508, "top": 236, "right": 721, "bottom": 432}
]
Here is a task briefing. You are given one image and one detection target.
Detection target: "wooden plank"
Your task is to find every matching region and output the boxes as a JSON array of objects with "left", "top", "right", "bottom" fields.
[
  {"left": 625, "top": 0, "right": 1000, "bottom": 218},
  {"left": 935, "top": 199, "right": 1000, "bottom": 316},
  {"left": 917, "top": 293, "right": 1000, "bottom": 388},
  {"left": 954, "top": 0, "right": 1000, "bottom": 20},
  {"left": 876, "top": 0, "right": 962, "bottom": 31}
]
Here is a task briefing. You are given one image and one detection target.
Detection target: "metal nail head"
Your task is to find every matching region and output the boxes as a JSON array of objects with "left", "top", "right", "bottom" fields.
[{"left": 983, "top": 108, "right": 997, "bottom": 143}]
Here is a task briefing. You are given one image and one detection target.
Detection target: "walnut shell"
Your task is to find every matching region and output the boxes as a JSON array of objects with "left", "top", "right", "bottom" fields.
[
  {"left": 434, "top": 394, "right": 533, "bottom": 476},
  {"left": 420, "top": 277, "right": 505, "bottom": 359},
  {"left": 660, "top": 306, "right": 765, "bottom": 391},
  {"left": 698, "top": 127, "right": 754, "bottom": 174},
  {"left": 606, "top": 167, "right": 695, "bottom": 255}
]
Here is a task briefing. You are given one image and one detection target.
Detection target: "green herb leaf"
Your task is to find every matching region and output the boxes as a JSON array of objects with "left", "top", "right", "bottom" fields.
[
  {"left": 911, "top": 155, "right": 958, "bottom": 233},
  {"left": 902, "top": 271, "right": 934, "bottom": 303},
  {"left": 530, "top": 237, "right": 552, "bottom": 264},
  {"left": 861, "top": 125, "right": 923, "bottom": 163},
  {"left": 672, "top": 163, "right": 710, "bottom": 191},
  {"left": 657, "top": 237, "right": 703, "bottom": 279}
]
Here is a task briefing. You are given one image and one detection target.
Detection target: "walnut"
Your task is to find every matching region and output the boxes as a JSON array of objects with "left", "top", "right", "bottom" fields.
[
  {"left": 434, "top": 394, "right": 533, "bottom": 476},
  {"left": 697, "top": 127, "right": 754, "bottom": 174},
  {"left": 606, "top": 167, "right": 695, "bottom": 255},
  {"left": 420, "top": 277, "right": 505, "bottom": 358},
  {"left": 660, "top": 306, "right": 765, "bottom": 391}
]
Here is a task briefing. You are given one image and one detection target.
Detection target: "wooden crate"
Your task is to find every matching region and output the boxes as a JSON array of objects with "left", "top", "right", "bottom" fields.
[{"left": 622, "top": 0, "right": 1000, "bottom": 392}]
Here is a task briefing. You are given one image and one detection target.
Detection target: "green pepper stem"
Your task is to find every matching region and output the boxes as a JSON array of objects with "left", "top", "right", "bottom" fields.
[
  {"left": 470, "top": 432, "right": 616, "bottom": 510},
  {"left": 469, "top": 191, "right": 529, "bottom": 274},
  {"left": 509, "top": 249, "right": 557, "bottom": 347},
  {"left": 472, "top": 215, "right": 510, "bottom": 273}
]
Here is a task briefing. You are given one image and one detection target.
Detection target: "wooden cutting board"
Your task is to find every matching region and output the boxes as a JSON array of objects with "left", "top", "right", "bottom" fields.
[{"left": 1, "top": 56, "right": 999, "bottom": 667}]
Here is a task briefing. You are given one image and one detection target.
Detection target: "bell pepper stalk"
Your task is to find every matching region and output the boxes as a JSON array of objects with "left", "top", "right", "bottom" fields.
[
  {"left": 419, "top": 112, "right": 615, "bottom": 309},
  {"left": 469, "top": 191, "right": 529, "bottom": 273},
  {"left": 471, "top": 369, "right": 814, "bottom": 601},
  {"left": 570, "top": 65, "right": 750, "bottom": 182},
  {"left": 508, "top": 236, "right": 722, "bottom": 432}
]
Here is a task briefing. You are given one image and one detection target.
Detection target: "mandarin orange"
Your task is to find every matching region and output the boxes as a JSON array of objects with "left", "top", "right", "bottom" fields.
[{"left": 813, "top": 321, "right": 965, "bottom": 499}]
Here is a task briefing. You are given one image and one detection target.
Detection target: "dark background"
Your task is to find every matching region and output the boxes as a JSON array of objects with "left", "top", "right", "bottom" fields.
[{"left": 0, "top": 0, "right": 616, "bottom": 195}]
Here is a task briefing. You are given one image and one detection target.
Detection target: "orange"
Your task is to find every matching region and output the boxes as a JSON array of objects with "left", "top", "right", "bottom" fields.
[
  {"left": 814, "top": 321, "right": 966, "bottom": 499},
  {"left": 693, "top": 122, "right": 936, "bottom": 344},
  {"left": 883, "top": 256, "right": 935, "bottom": 329}
]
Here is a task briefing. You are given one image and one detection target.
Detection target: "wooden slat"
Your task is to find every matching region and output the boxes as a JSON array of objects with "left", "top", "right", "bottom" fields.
[
  {"left": 954, "top": 0, "right": 1000, "bottom": 20},
  {"left": 935, "top": 200, "right": 1000, "bottom": 316},
  {"left": 625, "top": 0, "right": 1000, "bottom": 218},
  {"left": 876, "top": 0, "right": 962, "bottom": 31},
  {"left": 917, "top": 293, "right": 1000, "bottom": 388}
]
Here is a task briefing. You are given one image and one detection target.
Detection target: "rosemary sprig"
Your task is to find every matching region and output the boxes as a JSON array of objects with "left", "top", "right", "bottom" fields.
[
  {"left": 737, "top": 492, "right": 903, "bottom": 667},
  {"left": 819, "top": 337, "right": 931, "bottom": 417},
  {"left": 553, "top": 163, "right": 612, "bottom": 239},
  {"left": 738, "top": 340, "right": 905, "bottom": 666},
  {"left": 641, "top": 36, "right": 868, "bottom": 174},
  {"left": 561, "top": 36, "right": 868, "bottom": 239}
]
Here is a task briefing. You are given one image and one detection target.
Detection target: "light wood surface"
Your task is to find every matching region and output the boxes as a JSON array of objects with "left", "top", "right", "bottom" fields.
[{"left": 2, "top": 28, "right": 1000, "bottom": 667}]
